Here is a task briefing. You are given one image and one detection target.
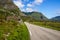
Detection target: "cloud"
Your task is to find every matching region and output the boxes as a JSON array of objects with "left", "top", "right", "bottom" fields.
[
  {"left": 13, "top": 0, "right": 25, "bottom": 8},
  {"left": 27, "top": 4, "right": 33, "bottom": 7},
  {"left": 26, "top": 7, "right": 38, "bottom": 12},
  {"left": 33, "top": 0, "right": 43, "bottom": 5},
  {"left": 13, "top": 0, "right": 44, "bottom": 12},
  {"left": 21, "top": 9, "right": 25, "bottom": 12},
  {"left": 26, "top": 8, "right": 33, "bottom": 12},
  {"left": 27, "top": 0, "right": 43, "bottom": 7}
]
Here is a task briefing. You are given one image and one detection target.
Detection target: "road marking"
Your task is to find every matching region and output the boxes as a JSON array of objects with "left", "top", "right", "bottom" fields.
[
  {"left": 24, "top": 22, "right": 32, "bottom": 36},
  {"left": 29, "top": 31, "right": 32, "bottom": 36}
]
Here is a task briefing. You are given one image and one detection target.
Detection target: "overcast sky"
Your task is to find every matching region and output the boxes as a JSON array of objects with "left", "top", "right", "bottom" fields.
[{"left": 13, "top": 0, "right": 60, "bottom": 19}]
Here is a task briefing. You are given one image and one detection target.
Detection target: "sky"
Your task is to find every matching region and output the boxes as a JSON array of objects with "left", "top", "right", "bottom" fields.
[{"left": 13, "top": 0, "right": 60, "bottom": 19}]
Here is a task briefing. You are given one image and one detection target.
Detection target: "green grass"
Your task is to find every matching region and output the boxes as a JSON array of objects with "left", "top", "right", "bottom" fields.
[
  {"left": 30, "top": 22, "right": 60, "bottom": 31},
  {"left": 0, "top": 7, "right": 30, "bottom": 40},
  {"left": 0, "top": 21, "right": 30, "bottom": 40}
]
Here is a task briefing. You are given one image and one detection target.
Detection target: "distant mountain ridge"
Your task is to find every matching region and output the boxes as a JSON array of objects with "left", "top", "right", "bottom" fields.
[
  {"left": 50, "top": 16, "right": 60, "bottom": 22},
  {"left": 21, "top": 12, "right": 60, "bottom": 22},
  {"left": 21, "top": 12, "right": 48, "bottom": 22}
]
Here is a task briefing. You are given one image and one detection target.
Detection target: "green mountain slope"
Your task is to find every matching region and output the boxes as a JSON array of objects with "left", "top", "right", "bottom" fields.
[
  {"left": 0, "top": 0, "right": 30, "bottom": 40},
  {"left": 21, "top": 12, "right": 48, "bottom": 22},
  {"left": 50, "top": 16, "right": 60, "bottom": 22}
]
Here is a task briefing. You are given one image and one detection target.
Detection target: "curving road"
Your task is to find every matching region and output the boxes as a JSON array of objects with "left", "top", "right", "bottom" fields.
[{"left": 24, "top": 22, "right": 60, "bottom": 40}]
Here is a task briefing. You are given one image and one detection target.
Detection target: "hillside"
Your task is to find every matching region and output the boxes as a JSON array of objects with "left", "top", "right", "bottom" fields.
[
  {"left": 21, "top": 12, "right": 48, "bottom": 22},
  {"left": 0, "top": 0, "right": 30, "bottom": 40},
  {"left": 0, "top": 0, "right": 22, "bottom": 21},
  {"left": 50, "top": 16, "right": 60, "bottom": 22}
]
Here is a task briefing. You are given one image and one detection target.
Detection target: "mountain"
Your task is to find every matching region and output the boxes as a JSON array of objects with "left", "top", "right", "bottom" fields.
[
  {"left": 0, "top": 0, "right": 30, "bottom": 40},
  {"left": 0, "top": 0, "right": 17, "bottom": 10},
  {"left": 0, "top": 0, "right": 22, "bottom": 22},
  {"left": 21, "top": 12, "right": 48, "bottom": 22},
  {"left": 50, "top": 16, "right": 60, "bottom": 22}
]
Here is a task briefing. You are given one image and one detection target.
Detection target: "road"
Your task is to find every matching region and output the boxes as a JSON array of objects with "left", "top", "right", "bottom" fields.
[{"left": 24, "top": 22, "right": 60, "bottom": 40}]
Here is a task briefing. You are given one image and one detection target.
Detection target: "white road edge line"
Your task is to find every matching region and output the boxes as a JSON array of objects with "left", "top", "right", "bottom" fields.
[
  {"left": 24, "top": 22, "right": 32, "bottom": 36},
  {"left": 29, "top": 31, "right": 32, "bottom": 36}
]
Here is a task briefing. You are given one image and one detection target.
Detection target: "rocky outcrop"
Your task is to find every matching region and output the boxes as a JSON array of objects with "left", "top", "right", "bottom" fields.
[
  {"left": 0, "top": 0, "right": 22, "bottom": 22},
  {"left": 0, "top": 0, "right": 18, "bottom": 10}
]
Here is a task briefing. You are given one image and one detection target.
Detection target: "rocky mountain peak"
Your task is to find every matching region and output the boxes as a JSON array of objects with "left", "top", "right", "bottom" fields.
[{"left": 0, "top": 0, "right": 17, "bottom": 10}]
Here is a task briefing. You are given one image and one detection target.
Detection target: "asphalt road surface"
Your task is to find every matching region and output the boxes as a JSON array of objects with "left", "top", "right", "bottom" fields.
[{"left": 24, "top": 22, "right": 60, "bottom": 40}]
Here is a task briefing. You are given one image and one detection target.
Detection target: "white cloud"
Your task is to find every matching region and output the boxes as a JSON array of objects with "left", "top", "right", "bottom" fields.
[
  {"left": 26, "top": 8, "right": 38, "bottom": 12},
  {"left": 26, "top": 8, "right": 33, "bottom": 12},
  {"left": 13, "top": 0, "right": 44, "bottom": 12},
  {"left": 27, "top": 4, "right": 33, "bottom": 7},
  {"left": 33, "top": 0, "right": 43, "bottom": 5},
  {"left": 26, "top": 0, "right": 43, "bottom": 8},
  {"left": 13, "top": 0, "right": 25, "bottom": 8},
  {"left": 21, "top": 9, "right": 26, "bottom": 12}
]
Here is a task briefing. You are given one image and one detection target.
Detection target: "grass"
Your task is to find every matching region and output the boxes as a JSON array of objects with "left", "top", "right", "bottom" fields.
[
  {"left": 30, "top": 22, "right": 60, "bottom": 31},
  {"left": 0, "top": 7, "right": 30, "bottom": 40},
  {"left": 0, "top": 21, "right": 30, "bottom": 40}
]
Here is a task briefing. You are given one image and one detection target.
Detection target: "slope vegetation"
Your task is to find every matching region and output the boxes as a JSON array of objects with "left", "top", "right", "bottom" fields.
[
  {"left": 21, "top": 12, "right": 48, "bottom": 22},
  {"left": 0, "top": 0, "right": 30, "bottom": 40}
]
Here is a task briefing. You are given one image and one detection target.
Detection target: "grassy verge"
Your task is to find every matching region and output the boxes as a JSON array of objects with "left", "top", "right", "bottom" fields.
[
  {"left": 30, "top": 22, "right": 60, "bottom": 31},
  {"left": 0, "top": 21, "right": 30, "bottom": 40}
]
